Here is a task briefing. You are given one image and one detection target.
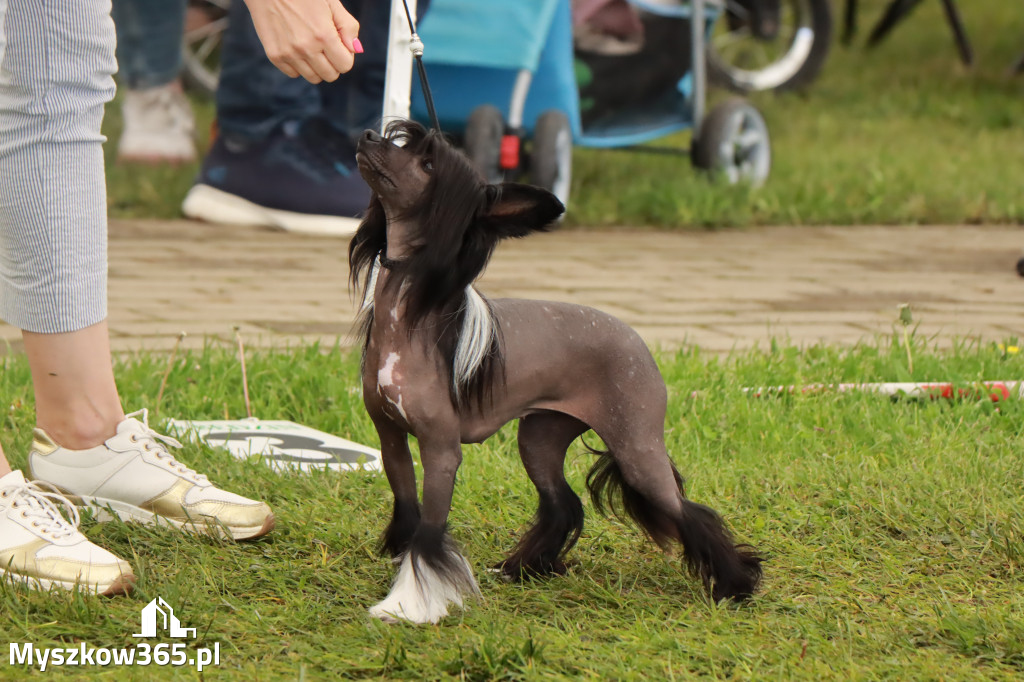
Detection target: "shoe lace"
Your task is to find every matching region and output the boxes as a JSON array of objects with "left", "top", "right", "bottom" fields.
[
  {"left": 126, "top": 409, "right": 209, "bottom": 485},
  {"left": 0, "top": 480, "right": 81, "bottom": 540}
]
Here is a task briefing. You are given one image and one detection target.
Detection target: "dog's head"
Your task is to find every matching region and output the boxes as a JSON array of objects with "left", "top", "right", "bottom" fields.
[
  {"left": 354, "top": 119, "right": 564, "bottom": 230},
  {"left": 350, "top": 119, "right": 565, "bottom": 312},
  {"left": 355, "top": 124, "right": 437, "bottom": 216}
]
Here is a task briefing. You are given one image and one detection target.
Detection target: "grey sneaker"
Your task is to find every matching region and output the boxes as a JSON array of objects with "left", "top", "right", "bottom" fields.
[{"left": 118, "top": 83, "right": 197, "bottom": 164}]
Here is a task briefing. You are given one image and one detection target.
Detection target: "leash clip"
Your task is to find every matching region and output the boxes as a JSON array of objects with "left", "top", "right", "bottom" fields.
[{"left": 409, "top": 33, "right": 424, "bottom": 58}]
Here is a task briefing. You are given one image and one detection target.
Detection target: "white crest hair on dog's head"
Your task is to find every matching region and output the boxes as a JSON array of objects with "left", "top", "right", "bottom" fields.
[{"left": 452, "top": 286, "right": 496, "bottom": 402}]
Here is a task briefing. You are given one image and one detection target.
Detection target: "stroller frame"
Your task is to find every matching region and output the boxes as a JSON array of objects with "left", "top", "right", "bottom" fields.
[{"left": 388, "top": 0, "right": 770, "bottom": 202}]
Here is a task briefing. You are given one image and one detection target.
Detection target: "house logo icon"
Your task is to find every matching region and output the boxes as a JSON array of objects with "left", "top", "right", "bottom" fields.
[{"left": 133, "top": 597, "right": 197, "bottom": 638}]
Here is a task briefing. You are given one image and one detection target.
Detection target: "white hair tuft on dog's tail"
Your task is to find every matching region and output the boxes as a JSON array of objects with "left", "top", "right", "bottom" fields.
[{"left": 452, "top": 286, "right": 496, "bottom": 401}]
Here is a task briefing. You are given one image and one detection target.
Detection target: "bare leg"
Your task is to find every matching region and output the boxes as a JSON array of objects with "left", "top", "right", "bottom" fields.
[
  {"left": 23, "top": 321, "right": 125, "bottom": 449},
  {"left": 1, "top": 327, "right": 121, "bottom": 476}
]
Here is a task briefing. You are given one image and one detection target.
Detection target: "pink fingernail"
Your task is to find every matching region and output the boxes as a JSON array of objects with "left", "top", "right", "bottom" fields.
[{"left": 352, "top": 38, "right": 364, "bottom": 54}]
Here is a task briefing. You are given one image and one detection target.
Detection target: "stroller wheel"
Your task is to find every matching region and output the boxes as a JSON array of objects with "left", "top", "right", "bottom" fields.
[
  {"left": 530, "top": 110, "right": 572, "bottom": 207},
  {"left": 465, "top": 105, "right": 506, "bottom": 184},
  {"left": 181, "top": 0, "right": 229, "bottom": 98},
  {"left": 692, "top": 99, "right": 771, "bottom": 187},
  {"left": 708, "top": 0, "right": 832, "bottom": 93}
]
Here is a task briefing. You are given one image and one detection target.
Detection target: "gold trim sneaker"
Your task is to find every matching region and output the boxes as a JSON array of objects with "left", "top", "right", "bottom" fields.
[
  {"left": 0, "top": 470, "right": 135, "bottom": 595},
  {"left": 28, "top": 409, "right": 275, "bottom": 541}
]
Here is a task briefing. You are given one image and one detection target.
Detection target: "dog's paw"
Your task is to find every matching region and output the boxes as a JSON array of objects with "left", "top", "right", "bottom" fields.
[
  {"left": 368, "top": 597, "right": 449, "bottom": 625},
  {"left": 369, "top": 551, "right": 478, "bottom": 624},
  {"left": 492, "top": 558, "right": 570, "bottom": 582}
]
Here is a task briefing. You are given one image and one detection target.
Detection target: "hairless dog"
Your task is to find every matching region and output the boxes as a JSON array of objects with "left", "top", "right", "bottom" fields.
[{"left": 349, "top": 120, "right": 762, "bottom": 624}]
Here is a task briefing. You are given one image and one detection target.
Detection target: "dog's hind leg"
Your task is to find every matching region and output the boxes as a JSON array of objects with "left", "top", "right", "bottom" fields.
[
  {"left": 497, "top": 412, "right": 589, "bottom": 581},
  {"left": 588, "top": 431, "right": 763, "bottom": 602},
  {"left": 370, "top": 435, "right": 480, "bottom": 624}
]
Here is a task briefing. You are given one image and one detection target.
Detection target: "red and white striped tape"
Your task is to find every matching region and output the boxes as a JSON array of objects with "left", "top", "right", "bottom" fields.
[{"left": 741, "top": 381, "right": 1024, "bottom": 402}]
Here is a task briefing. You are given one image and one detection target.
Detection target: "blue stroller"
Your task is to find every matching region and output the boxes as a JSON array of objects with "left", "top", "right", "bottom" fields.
[{"left": 409, "top": 0, "right": 772, "bottom": 206}]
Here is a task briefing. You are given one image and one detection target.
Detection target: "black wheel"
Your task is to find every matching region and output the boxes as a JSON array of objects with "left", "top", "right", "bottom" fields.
[
  {"left": 181, "top": 0, "right": 230, "bottom": 98},
  {"left": 708, "top": 0, "right": 832, "bottom": 93},
  {"left": 692, "top": 99, "right": 771, "bottom": 186},
  {"left": 464, "top": 104, "right": 506, "bottom": 184},
  {"left": 1016, "top": 257, "right": 1024, "bottom": 278},
  {"left": 529, "top": 110, "right": 572, "bottom": 206}
]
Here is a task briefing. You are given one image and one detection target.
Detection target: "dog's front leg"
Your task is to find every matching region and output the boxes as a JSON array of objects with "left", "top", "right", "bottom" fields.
[
  {"left": 374, "top": 419, "right": 420, "bottom": 558},
  {"left": 369, "top": 435, "right": 480, "bottom": 624}
]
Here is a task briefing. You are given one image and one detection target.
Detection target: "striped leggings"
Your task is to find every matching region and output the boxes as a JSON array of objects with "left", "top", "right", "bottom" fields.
[{"left": 0, "top": 0, "right": 117, "bottom": 333}]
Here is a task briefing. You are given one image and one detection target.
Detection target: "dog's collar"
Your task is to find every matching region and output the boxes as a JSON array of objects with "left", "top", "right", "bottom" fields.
[{"left": 379, "top": 253, "right": 406, "bottom": 270}]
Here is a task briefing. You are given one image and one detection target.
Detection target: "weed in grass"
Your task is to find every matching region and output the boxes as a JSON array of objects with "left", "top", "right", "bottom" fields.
[
  {"left": 440, "top": 627, "right": 548, "bottom": 681},
  {"left": 898, "top": 303, "right": 915, "bottom": 375}
]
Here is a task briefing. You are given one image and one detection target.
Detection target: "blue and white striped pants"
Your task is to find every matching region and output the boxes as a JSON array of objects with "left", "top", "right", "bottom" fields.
[{"left": 0, "top": 0, "right": 117, "bottom": 333}]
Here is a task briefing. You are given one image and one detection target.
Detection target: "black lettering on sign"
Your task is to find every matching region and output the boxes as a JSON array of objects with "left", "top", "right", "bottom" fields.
[{"left": 205, "top": 432, "right": 378, "bottom": 467}]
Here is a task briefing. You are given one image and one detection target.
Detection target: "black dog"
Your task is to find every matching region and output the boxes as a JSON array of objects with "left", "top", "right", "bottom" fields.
[{"left": 349, "top": 120, "right": 762, "bottom": 624}]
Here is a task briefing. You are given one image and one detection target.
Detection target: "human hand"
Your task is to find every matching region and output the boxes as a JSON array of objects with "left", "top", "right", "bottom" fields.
[{"left": 244, "top": 0, "right": 362, "bottom": 84}]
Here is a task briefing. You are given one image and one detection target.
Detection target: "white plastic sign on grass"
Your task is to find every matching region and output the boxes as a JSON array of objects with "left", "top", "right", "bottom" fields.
[{"left": 167, "top": 418, "right": 381, "bottom": 473}]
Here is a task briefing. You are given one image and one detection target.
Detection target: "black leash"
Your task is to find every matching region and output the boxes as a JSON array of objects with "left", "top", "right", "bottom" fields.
[{"left": 400, "top": 0, "right": 442, "bottom": 132}]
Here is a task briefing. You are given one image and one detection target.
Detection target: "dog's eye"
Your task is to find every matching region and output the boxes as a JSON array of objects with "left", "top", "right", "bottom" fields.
[{"left": 422, "top": 159, "right": 433, "bottom": 173}]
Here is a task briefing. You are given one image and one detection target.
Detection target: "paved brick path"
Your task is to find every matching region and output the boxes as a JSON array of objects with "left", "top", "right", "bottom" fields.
[{"left": 2, "top": 220, "right": 1022, "bottom": 354}]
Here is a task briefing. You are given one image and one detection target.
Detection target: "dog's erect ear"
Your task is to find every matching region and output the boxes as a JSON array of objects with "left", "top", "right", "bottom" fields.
[{"left": 478, "top": 183, "right": 565, "bottom": 238}]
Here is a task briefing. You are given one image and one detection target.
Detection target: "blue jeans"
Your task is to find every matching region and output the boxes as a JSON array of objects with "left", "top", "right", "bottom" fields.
[
  {"left": 111, "top": 0, "right": 187, "bottom": 90},
  {"left": 217, "top": 0, "right": 429, "bottom": 142}
]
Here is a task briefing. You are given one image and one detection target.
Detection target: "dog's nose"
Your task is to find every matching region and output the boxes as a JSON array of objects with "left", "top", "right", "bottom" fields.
[{"left": 361, "top": 129, "right": 382, "bottom": 144}]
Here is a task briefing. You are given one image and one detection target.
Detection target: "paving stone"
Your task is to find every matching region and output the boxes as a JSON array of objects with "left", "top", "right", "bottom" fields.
[
  {"left": 0, "top": 336, "right": 24, "bottom": 356},
  {"left": 708, "top": 322, "right": 877, "bottom": 345},
  {"left": 108, "top": 321, "right": 269, "bottom": 342},
  {"left": 2, "top": 221, "right": 1022, "bottom": 355},
  {"left": 628, "top": 325, "right": 739, "bottom": 352}
]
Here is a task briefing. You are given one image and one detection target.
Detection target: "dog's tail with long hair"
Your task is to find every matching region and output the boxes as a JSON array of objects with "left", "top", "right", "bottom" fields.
[{"left": 586, "top": 450, "right": 763, "bottom": 602}]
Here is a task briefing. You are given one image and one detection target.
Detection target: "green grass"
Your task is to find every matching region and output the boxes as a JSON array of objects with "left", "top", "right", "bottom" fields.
[
  {"left": 104, "top": 0, "right": 1024, "bottom": 228},
  {"left": 3, "top": 338, "right": 1024, "bottom": 680},
  {"left": 571, "top": 0, "right": 1024, "bottom": 227}
]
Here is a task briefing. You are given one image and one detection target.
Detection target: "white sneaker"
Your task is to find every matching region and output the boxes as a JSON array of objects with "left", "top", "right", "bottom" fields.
[
  {"left": 28, "top": 410, "right": 275, "bottom": 541},
  {"left": 0, "top": 470, "right": 135, "bottom": 595},
  {"left": 117, "top": 83, "right": 197, "bottom": 164}
]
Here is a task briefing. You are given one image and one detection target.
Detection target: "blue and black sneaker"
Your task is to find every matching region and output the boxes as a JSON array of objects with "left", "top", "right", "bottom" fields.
[{"left": 182, "top": 117, "right": 370, "bottom": 236}]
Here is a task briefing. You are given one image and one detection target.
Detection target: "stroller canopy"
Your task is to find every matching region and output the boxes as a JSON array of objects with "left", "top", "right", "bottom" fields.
[{"left": 418, "top": 0, "right": 561, "bottom": 72}]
